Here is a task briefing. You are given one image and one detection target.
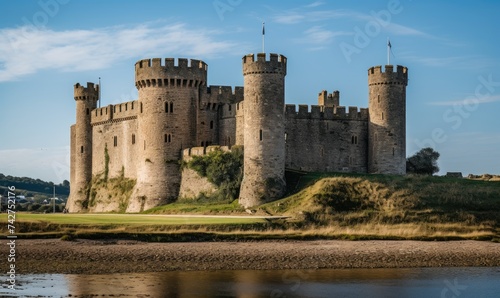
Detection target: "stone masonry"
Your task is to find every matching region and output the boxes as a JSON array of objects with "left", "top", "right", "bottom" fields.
[{"left": 67, "top": 53, "right": 408, "bottom": 212}]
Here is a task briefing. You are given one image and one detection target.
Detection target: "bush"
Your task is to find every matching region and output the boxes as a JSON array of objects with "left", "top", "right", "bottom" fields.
[{"left": 187, "top": 147, "right": 243, "bottom": 202}]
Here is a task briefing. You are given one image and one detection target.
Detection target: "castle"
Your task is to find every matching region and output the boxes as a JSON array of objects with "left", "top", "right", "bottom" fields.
[{"left": 67, "top": 53, "right": 408, "bottom": 212}]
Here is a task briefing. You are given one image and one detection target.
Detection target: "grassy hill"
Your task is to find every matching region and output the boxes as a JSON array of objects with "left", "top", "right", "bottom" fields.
[
  {"left": 0, "top": 173, "right": 69, "bottom": 197},
  {"left": 3, "top": 172, "right": 500, "bottom": 241},
  {"left": 258, "top": 173, "right": 500, "bottom": 240}
]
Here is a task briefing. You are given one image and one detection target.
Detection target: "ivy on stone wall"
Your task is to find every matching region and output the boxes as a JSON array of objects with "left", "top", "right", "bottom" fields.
[
  {"left": 104, "top": 144, "right": 110, "bottom": 182},
  {"left": 186, "top": 146, "right": 243, "bottom": 202}
]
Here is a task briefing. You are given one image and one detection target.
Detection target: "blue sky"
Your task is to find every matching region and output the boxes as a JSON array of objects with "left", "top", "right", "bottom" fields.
[{"left": 0, "top": 0, "right": 499, "bottom": 183}]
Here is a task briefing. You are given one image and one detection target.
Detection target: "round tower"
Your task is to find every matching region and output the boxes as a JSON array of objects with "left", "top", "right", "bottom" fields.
[
  {"left": 128, "top": 58, "right": 207, "bottom": 212},
  {"left": 67, "top": 82, "right": 98, "bottom": 212},
  {"left": 239, "top": 53, "right": 287, "bottom": 208},
  {"left": 368, "top": 65, "right": 408, "bottom": 174}
]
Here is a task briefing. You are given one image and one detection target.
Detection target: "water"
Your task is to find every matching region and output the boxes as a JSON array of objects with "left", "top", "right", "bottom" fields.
[{"left": 1, "top": 267, "right": 499, "bottom": 298}]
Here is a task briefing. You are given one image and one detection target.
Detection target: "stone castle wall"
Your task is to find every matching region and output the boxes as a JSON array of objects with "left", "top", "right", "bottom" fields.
[
  {"left": 285, "top": 105, "right": 369, "bottom": 173},
  {"left": 68, "top": 54, "right": 408, "bottom": 212}
]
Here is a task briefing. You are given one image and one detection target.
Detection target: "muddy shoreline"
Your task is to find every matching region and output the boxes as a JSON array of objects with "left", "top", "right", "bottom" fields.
[{"left": 4, "top": 239, "right": 500, "bottom": 274}]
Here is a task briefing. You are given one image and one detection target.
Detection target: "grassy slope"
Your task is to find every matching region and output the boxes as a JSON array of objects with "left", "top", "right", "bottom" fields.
[
  {"left": 3, "top": 172, "right": 499, "bottom": 241},
  {"left": 259, "top": 173, "right": 500, "bottom": 240}
]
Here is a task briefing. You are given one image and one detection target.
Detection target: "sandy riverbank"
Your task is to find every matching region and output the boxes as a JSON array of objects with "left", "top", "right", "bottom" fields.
[{"left": 4, "top": 239, "right": 500, "bottom": 274}]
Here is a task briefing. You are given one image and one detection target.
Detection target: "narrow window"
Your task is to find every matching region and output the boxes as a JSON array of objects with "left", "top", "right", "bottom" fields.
[
  {"left": 382, "top": 112, "right": 384, "bottom": 120},
  {"left": 114, "top": 106, "right": 116, "bottom": 113},
  {"left": 170, "top": 102, "right": 173, "bottom": 113},
  {"left": 113, "top": 136, "right": 117, "bottom": 147},
  {"left": 168, "top": 134, "right": 171, "bottom": 143},
  {"left": 165, "top": 101, "right": 169, "bottom": 113},
  {"left": 125, "top": 103, "right": 128, "bottom": 111},
  {"left": 392, "top": 147, "right": 395, "bottom": 156},
  {"left": 352, "top": 136, "right": 355, "bottom": 144},
  {"left": 165, "top": 134, "right": 168, "bottom": 143},
  {"left": 100, "top": 109, "right": 103, "bottom": 116},
  {"left": 237, "top": 103, "right": 239, "bottom": 110},
  {"left": 259, "top": 129, "right": 263, "bottom": 141},
  {"left": 132, "top": 134, "right": 136, "bottom": 144},
  {"left": 377, "top": 95, "right": 380, "bottom": 103},
  {"left": 131, "top": 102, "right": 134, "bottom": 109},
  {"left": 80, "top": 146, "right": 84, "bottom": 153},
  {"left": 119, "top": 105, "right": 122, "bottom": 112},
  {"left": 228, "top": 104, "right": 232, "bottom": 111},
  {"left": 86, "top": 108, "right": 89, "bottom": 115},
  {"left": 144, "top": 140, "right": 146, "bottom": 150},
  {"left": 210, "top": 121, "right": 214, "bottom": 129},
  {"left": 140, "top": 103, "right": 143, "bottom": 113}
]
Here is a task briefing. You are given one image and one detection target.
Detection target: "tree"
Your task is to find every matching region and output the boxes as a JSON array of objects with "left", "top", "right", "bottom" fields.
[{"left": 406, "top": 147, "right": 440, "bottom": 175}]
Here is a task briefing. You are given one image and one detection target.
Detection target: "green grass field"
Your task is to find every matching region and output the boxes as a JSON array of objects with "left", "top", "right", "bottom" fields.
[{"left": 12, "top": 213, "right": 267, "bottom": 226}]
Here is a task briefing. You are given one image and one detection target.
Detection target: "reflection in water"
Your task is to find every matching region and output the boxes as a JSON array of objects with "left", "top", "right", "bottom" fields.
[{"left": 1, "top": 267, "right": 499, "bottom": 297}]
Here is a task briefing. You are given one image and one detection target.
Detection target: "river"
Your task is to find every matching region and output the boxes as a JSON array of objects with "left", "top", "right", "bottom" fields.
[{"left": 1, "top": 267, "right": 499, "bottom": 297}]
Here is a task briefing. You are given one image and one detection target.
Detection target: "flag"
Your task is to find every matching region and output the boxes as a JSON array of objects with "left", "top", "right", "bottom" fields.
[
  {"left": 262, "top": 22, "right": 265, "bottom": 35},
  {"left": 388, "top": 39, "right": 391, "bottom": 48}
]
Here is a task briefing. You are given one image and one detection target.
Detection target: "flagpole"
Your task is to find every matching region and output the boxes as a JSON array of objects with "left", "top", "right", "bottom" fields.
[
  {"left": 387, "top": 38, "right": 390, "bottom": 65},
  {"left": 98, "top": 77, "right": 101, "bottom": 108},
  {"left": 262, "top": 22, "right": 265, "bottom": 53}
]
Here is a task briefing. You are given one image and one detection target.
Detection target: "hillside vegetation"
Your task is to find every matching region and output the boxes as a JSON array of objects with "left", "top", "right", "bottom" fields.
[
  {"left": 4, "top": 172, "right": 500, "bottom": 241},
  {"left": 0, "top": 173, "right": 69, "bottom": 196},
  {"left": 259, "top": 173, "right": 500, "bottom": 239}
]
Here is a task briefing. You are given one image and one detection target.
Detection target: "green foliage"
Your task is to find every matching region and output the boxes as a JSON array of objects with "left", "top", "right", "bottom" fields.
[
  {"left": 0, "top": 173, "right": 70, "bottom": 196},
  {"left": 406, "top": 147, "right": 440, "bottom": 175},
  {"left": 104, "top": 144, "right": 110, "bottom": 181},
  {"left": 186, "top": 147, "right": 244, "bottom": 202}
]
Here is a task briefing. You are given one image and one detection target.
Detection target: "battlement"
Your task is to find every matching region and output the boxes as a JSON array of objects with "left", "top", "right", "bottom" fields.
[
  {"left": 205, "top": 85, "right": 244, "bottom": 103},
  {"left": 91, "top": 100, "right": 138, "bottom": 125},
  {"left": 368, "top": 65, "right": 408, "bottom": 86},
  {"left": 285, "top": 104, "right": 368, "bottom": 120},
  {"left": 318, "top": 90, "right": 340, "bottom": 107},
  {"left": 242, "top": 53, "right": 287, "bottom": 76},
  {"left": 74, "top": 82, "right": 99, "bottom": 101},
  {"left": 135, "top": 58, "right": 208, "bottom": 89}
]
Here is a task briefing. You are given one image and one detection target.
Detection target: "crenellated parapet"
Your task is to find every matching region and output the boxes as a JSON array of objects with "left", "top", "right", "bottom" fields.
[
  {"left": 135, "top": 58, "right": 208, "bottom": 90},
  {"left": 204, "top": 85, "right": 244, "bottom": 104},
  {"left": 91, "top": 100, "right": 139, "bottom": 125},
  {"left": 285, "top": 104, "right": 368, "bottom": 120},
  {"left": 242, "top": 53, "right": 287, "bottom": 76},
  {"left": 74, "top": 82, "right": 99, "bottom": 101},
  {"left": 368, "top": 65, "right": 408, "bottom": 86},
  {"left": 318, "top": 90, "right": 340, "bottom": 107}
]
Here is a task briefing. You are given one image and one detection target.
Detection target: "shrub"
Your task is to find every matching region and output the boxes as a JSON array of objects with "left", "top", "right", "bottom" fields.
[{"left": 186, "top": 147, "right": 243, "bottom": 202}]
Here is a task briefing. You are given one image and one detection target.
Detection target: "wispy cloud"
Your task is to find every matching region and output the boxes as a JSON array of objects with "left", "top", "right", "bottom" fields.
[
  {"left": 272, "top": 7, "right": 429, "bottom": 37},
  {"left": 428, "top": 95, "right": 500, "bottom": 106},
  {"left": 0, "top": 22, "right": 247, "bottom": 82},
  {"left": 296, "top": 26, "right": 351, "bottom": 50},
  {"left": 304, "top": 1, "right": 325, "bottom": 8},
  {"left": 402, "top": 54, "right": 497, "bottom": 69}
]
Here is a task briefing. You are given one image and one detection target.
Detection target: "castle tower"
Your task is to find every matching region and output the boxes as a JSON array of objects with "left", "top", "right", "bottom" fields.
[
  {"left": 239, "top": 53, "right": 287, "bottom": 208},
  {"left": 67, "top": 82, "right": 98, "bottom": 212},
  {"left": 128, "top": 58, "right": 207, "bottom": 212},
  {"left": 368, "top": 65, "right": 408, "bottom": 174}
]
